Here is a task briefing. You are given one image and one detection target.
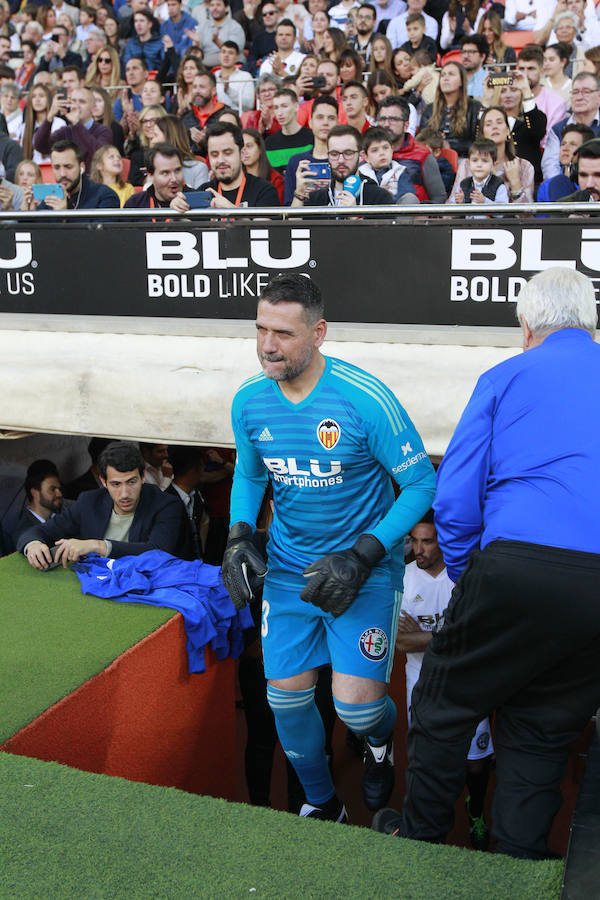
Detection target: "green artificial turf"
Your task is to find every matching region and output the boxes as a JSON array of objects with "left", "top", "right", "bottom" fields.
[
  {"left": 0, "top": 753, "right": 564, "bottom": 900},
  {"left": 0, "top": 554, "right": 174, "bottom": 743}
]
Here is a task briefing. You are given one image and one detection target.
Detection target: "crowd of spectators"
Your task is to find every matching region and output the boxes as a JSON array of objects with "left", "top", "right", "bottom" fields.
[{"left": 0, "top": 0, "right": 597, "bottom": 210}]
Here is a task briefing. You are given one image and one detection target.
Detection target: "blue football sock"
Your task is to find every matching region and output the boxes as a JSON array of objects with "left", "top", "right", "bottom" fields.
[
  {"left": 333, "top": 694, "right": 397, "bottom": 746},
  {"left": 267, "top": 684, "right": 335, "bottom": 806}
]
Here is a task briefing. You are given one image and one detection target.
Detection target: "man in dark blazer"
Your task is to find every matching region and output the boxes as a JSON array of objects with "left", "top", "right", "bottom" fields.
[{"left": 18, "top": 441, "right": 184, "bottom": 569}]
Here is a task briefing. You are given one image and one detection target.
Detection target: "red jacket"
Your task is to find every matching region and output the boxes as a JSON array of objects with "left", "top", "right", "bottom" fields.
[{"left": 392, "top": 134, "right": 432, "bottom": 202}]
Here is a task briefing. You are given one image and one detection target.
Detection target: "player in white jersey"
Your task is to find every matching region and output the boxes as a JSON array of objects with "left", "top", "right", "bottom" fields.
[{"left": 395, "top": 511, "right": 494, "bottom": 850}]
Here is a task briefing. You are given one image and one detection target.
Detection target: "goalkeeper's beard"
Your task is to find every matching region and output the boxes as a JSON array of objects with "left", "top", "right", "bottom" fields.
[{"left": 259, "top": 346, "right": 314, "bottom": 382}]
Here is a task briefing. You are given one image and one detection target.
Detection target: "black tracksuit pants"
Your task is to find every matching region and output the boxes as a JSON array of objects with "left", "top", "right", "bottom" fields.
[{"left": 402, "top": 540, "right": 600, "bottom": 858}]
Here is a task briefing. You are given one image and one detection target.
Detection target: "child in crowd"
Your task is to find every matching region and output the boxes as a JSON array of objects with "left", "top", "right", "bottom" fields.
[
  {"left": 400, "top": 13, "right": 438, "bottom": 61},
  {"left": 454, "top": 138, "right": 509, "bottom": 205},
  {"left": 75, "top": 6, "right": 95, "bottom": 43},
  {"left": 359, "top": 126, "right": 418, "bottom": 203},
  {"left": 399, "top": 49, "right": 439, "bottom": 106},
  {"left": 415, "top": 127, "right": 455, "bottom": 193}
]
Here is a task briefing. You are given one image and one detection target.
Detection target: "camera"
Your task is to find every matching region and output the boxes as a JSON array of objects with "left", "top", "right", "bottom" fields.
[{"left": 311, "top": 75, "right": 327, "bottom": 90}]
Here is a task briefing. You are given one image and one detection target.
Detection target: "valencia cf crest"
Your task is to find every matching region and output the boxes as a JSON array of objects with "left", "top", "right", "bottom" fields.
[{"left": 317, "top": 418, "right": 341, "bottom": 450}]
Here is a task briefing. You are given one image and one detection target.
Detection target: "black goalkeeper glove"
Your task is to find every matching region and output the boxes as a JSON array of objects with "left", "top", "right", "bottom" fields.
[
  {"left": 300, "top": 533, "right": 386, "bottom": 618},
  {"left": 221, "top": 522, "right": 268, "bottom": 610}
]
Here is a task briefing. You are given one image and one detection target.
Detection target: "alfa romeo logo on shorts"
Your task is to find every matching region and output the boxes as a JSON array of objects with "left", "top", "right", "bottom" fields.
[
  {"left": 358, "top": 627, "right": 388, "bottom": 661},
  {"left": 316, "top": 418, "right": 341, "bottom": 450}
]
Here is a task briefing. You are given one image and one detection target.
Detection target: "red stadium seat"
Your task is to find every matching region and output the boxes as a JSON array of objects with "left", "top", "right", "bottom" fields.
[
  {"left": 441, "top": 48, "right": 463, "bottom": 65},
  {"left": 121, "top": 157, "right": 131, "bottom": 182},
  {"left": 39, "top": 163, "right": 55, "bottom": 184},
  {"left": 438, "top": 146, "right": 459, "bottom": 173},
  {"left": 502, "top": 30, "right": 535, "bottom": 54}
]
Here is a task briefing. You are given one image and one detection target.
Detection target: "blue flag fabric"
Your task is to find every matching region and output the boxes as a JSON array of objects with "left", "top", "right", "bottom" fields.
[{"left": 73, "top": 551, "right": 253, "bottom": 673}]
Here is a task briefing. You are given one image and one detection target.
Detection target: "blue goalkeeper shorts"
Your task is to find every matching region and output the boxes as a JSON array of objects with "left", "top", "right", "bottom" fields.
[{"left": 260, "top": 572, "right": 402, "bottom": 683}]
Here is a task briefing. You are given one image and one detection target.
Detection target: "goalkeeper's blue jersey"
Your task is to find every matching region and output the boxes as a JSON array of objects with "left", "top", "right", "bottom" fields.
[{"left": 230, "top": 355, "right": 436, "bottom": 585}]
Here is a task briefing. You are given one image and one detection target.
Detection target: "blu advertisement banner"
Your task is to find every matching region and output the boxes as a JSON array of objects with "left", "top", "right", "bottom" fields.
[{"left": 0, "top": 220, "right": 598, "bottom": 326}]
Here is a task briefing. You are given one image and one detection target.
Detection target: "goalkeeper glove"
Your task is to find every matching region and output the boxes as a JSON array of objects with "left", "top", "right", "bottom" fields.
[
  {"left": 300, "top": 533, "right": 385, "bottom": 618},
  {"left": 221, "top": 522, "right": 268, "bottom": 610}
]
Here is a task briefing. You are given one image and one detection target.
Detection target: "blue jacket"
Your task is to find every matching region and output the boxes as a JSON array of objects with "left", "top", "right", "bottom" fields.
[
  {"left": 160, "top": 10, "right": 197, "bottom": 55},
  {"left": 122, "top": 34, "right": 164, "bottom": 72},
  {"left": 536, "top": 173, "right": 577, "bottom": 202},
  {"left": 17, "top": 483, "right": 184, "bottom": 558},
  {"left": 434, "top": 328, "right": 600, "bottom": 581}
]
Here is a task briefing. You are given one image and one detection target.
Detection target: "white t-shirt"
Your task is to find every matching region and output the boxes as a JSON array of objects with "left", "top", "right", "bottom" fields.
[{"left": 401, "top": 560, "right": 454, "bottom": 678}]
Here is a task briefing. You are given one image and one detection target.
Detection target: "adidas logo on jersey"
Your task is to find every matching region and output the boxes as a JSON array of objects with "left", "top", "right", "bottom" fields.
[{"left": 258, "top": 427, "right": 274, "bottom": 441}]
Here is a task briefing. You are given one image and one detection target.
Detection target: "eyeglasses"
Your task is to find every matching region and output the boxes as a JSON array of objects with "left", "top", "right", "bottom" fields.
[
  {"left": 571, "top": 88, "right": 597, "bottom": 96},
  {"left": 328, "top": 149, "right": 359, "bottom": 160},
  {"left": 377, "top": 115, "right": 404, "bottom": 123},
  {"left": 142, "top": 117, "right": 160, "bottom": 126}
]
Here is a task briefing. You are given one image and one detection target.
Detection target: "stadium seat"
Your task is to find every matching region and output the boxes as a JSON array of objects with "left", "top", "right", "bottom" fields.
[
  {"left": 39, "top": 163, "right": 55, "bottom": 184},
  {"left": 441, "top": 49, "right": 463, "bottom": 65},
  {"left": 121, "top": 157, "right": 131, "bottom": 182},
  {"left": 439, "top": 146, "right": 459, "bottom": 173},
  {"left": 502, "top": 30, "right": 535, "bottom": 53}
]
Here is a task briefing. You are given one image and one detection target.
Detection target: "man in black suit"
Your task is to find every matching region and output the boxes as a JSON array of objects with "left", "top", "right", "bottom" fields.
[
  {"left": 12, "top": 459, "right": 66, "bottom": 547},
  {"left": 166, "top": 445, "right": 208, "bottom": 561},
  {"left": 18, "top": 441, "right": 184, "bottom": 569}
]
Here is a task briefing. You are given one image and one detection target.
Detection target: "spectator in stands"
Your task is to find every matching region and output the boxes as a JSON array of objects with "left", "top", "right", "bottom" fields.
[
  {"left": 181, "top": 69, "right": 225, "bottom": 143},
  {"left": 113, "top": 57, "right": 148, "bottom": 122},
  {"left": 215, "top": 40, "right": 255, "bottom": 112},
  {"left": 440, "top": 0, "right": 484, "bottom": 52},
  {"left": 14, "top": 41, "right": 37, "bottom": 91},
  {"left": 452, "top": 136, "right": 509, "bottom": 205},
  {"left": 342, "top": 78, "right": 372, "bottom": 131},
  {"left": 421, "top": 62, "right": 480, "bottom": 158},
  {"left": 387, "top": 0, "right": 437, "bottom": 50},
  {"left": 233, "top": 0, "right": 263, "bottom": 51},
  {"left": 399, "top": 49, "right": 438, "bottom": 106},
  {"left": 1, "top": 83, "right": 22, "bottom": 142},
  {"left": 140, "top": 441, "right": 172, "bottom": 490},
  {"left": 154, "top": 113, "right": 210, "bottom": 186},
  {"left": 291, "top": 123, "right": 393, "bottom": 205},
  {"left": 320, "top": 26, "right": 347, "bottom": 65},
  {"left": 241, "top": 72, "right": 282, "bottom": 136},
  {"left": 0, "top": 162, "right": 24, "bottom": 211},
  {"left": 15, "top": 160, "right": 43, "bottom": 189},
  {"left": 391, "top": 46, "right": 413, "bottom": 90},
  {"left": 297, "top": 58, "right": 342, "bottom": 125},
  {"left": 478, "top": 11, "right": 516, "bottom": 66},
  {"left": 63, "top": 438, "right": 112, "bottom": 500},
  {"left": 284, "top": 94, "right": 338, "bottom": 203},
  {"left": 19, "top": 441, "right": 184, "bottom": 568},
  {"left": 241, "top": 126, "right": 284, "bottom": 202},
  {"left": 37, "top": 20, "right": 83, "bottom": 72},
  {"left": 516, "top": 44, "right": 566, "bottom": 143},
  {"left": 372, "top": 0, "right": 406, "bottom": 32},
  {"left": 201, "top": 120, "right": 280, "bottom": 206},
  {"left": 483, "top": 70, "right": 547, "bottom": 184},
  {"left": 304, "top": 7, "right": 330, "bottom": 56},
  {"left": 338, "top": 46, "right": 363, "bottom": 85},
  {"left": 247, "top": 0, "right": 278, "bottom": 75},
  {"left": 349, "top": 3, "right": 376, "bottom": 68},
  {"left": 83, "top": 26, "right": 108, "bottom": 71},
  {"left": 125, "top": 103, "right": 167, "bottom": 186},
  {"left": 265, "top": 87, "right": 313, "bottom": 173},
  {"left": 25, "top": 139, "right": 120, "bottom": 209},
  {"left": 33, "top": 85, "right": 112, "bottom": 170},
  {"left": 160, "top": 0, "right": 197, "bottom": 56},
  {"left": 0, "top": 125, "right": 22, "bottom": 181},
  {"left": 173, "top": 55, "right": 204, "bottom": 116},
  {"left": 122, "top": 9, "right": 164, "bottom": 72},
  {"left": 359, "top": 124, "right": 418, "bottom": 201},
  {"left": 415, "top": 126, "right": 455, "bottom": 193},
  {"left": 260, "top": 18, "right": 304, "bottom": 76},
  {"left": 90, "top": 144, "right": 135, "bottom": 206},
  {"left": 19, "top": 84, "right": 64, "bottom": 164},
  {"left": 53, "top": 0, "right": 79, "bottom": 28},
  {"left": 401, "top": 11, "right": 437, "bottom": 60},
  {"left": 548, "top": 13, "right": 586, "bottom": 76},
  {"left": 542, "top": 71, "right": 600, "bottom": 179},
  {"left": 295, "top": 54, "right": 321, "bottom": 100},
  {"left": 165, "top": 445, "right": 209, "bottom": 561},
  {"left": 327, "top": 0, "right": 360, "bottom": 31},
  {"left": 583, "top": 46, "right": 600, "bottom": 78},
  {"left": 193, "top": 0, "right": 245, "bottom": 68},
  {"left": 75, "top": 5, "right": 95, "bottom": 43},
  {"left": 459, "top": 33, "right": 488, "bottom": 100},
  {"left": 505, "top": 0, "right": 552, "bottom": 32},
  {"left": 12, "top": 459, "right": 65, "bottom": 547},
  {"left": 366, "top": 70, "right": 396, "bottom": 114},
  {"left": 85, "top": 45, "right": 122, "bottom": 90},
  {"left": 541, "top": 42, "right": 571, "bottom": 104},
  {"left": 449, "top": 105, "right": 535, "bottom": 201},
  {"left": 61, "top": 66, "right": 85, "bottom": 97},
  {"left": 124, "top": 142, "right": 192, "bottom": 208},
  {"left": 377, "top": 95, "right": 446, "bottom": 200},
  {"left": 368, "top": 36, "right": 393, "bottom": 78},
  {"left": 558, "top": 137, "right": 600, "bottom": 202},
  {"left": 91, "top": 87, "right": 125, "bottom": 154},
  {"left": 537, "top": 122, "right": 595, "bottom": 200}
]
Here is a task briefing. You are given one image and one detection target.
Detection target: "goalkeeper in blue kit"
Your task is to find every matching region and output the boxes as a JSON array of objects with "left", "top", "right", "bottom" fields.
[{"left": 222, "top": 274, "right": 436, "bottom": 821}]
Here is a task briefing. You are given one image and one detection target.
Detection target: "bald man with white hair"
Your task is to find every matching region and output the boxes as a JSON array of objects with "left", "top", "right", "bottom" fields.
[{"left": 374, "top": 267, "right": 600, "bottom": 861}]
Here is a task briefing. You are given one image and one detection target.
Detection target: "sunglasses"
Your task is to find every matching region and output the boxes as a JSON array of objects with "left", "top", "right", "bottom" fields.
[{"left": 98, "top": 56, "right": 112, "bottom": 62}]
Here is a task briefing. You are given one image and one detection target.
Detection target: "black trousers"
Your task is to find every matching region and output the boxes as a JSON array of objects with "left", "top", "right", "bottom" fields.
[{"left": 403, "top": 540, "right": 600, "bottom": 858}]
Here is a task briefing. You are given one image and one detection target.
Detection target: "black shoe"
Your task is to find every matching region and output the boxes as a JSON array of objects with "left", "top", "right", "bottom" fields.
[
  {"left": 465, "top": 795, "right": 490, "bottom": 851},
  {"left": 363, "top": 736, "right": 395, "bottom": 811},
  {"left": 299, "top": 795, "right": 348, "bottom": 823},
  {"left": 371, "top": 807, "right": 405, "bottom": 836}
]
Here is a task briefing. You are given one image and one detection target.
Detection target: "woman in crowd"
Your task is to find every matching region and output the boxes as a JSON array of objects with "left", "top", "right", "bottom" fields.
[
  {"left": 103, "top": 15, "right": 122, "bottom": 54},
  {"left": 295, "top": 54, "right": 320, "bottom": 100},
  {"left": 1, "top": 83, "right": 23, "bottom": 142},
  {"left": 392, "top": 47, "right": 414, "bottom": 90},
  {"left": 91, "top": 87, "right": 125, "bottom": 153},
  {"left": 542, "top": 43, "right": 571, "bottom": 103},
  {"left": 483, "top": 70, "right": 546, "bottom": 183},
  {"left": 241, "top": 127, "right": 284, "bottom": 203},
  {"left": 367, "top": 70, "right": 396, "bottom": 117},
  {"left": 18, "top": 83, "right": 66, "bottom": 163},
  {"left": 241, "top": 74, "right": 282, "bottom": 137},
  {"left": 478, "top": 11, "right": 515, "bottom": 65},
  {"left": 583, "top": 46, "right": 600, "bottom": 76},
  {"left": 57, "top": 13, "right": 84, "bottom": 57},
  {"left": 154, "top": 114, "right": 209, "bottom": 188},
  {"left": 90, "top": 145, "right": 135, "bottom": 206},
  {"left": 14, "top": 41, "right": 37, "bottom": 91},
  {"left": 369, "top": 35, "right": 394, "bottom": 78},
  {"left": 339, "top": 47, "right": 364, "bottom": 84},
  {"left": 126, "top": 103, "right": 167, "bottom": 185},
  {"left": 321, "top": 27, "right": 347, "bottom": 65},
  {"left": 308, "top": 9, "right": 330, "bottom": 56},
  {"left": 553, "top": 12, "right": 585, "bottom": 76},
  {"left": 15, "top": 159, "right": 42, "bottom": 189},
  {"left": 37, "top": 4, "right": 57, "bottom": 41},
  {"left": 449, "top": 105, "right": 535, "bottom": 201},
  {"left": 174, "top": 55, "right": 204, "bottom": 116},
  {"left": 440, "top": 0, "right": 484, "bottom": 51},
  {"left": 85, "top": 45, "right": 122, "bottom": 90},
  {"left": 421, "top": 61, "right": 480, "bottom": 158}
]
